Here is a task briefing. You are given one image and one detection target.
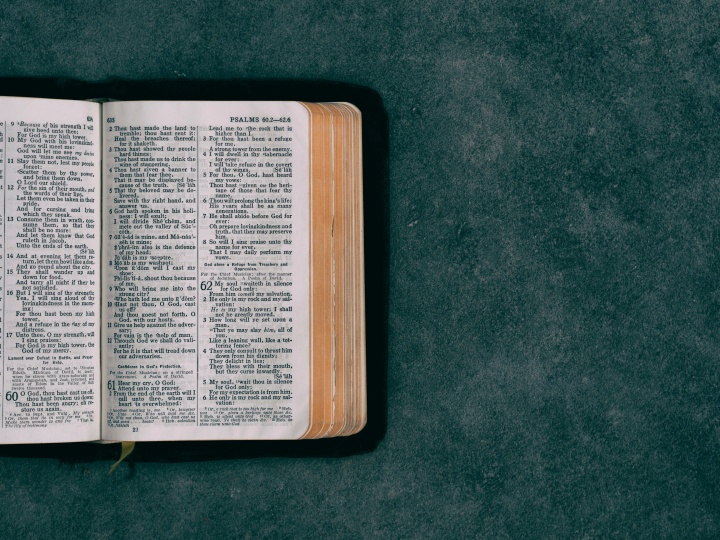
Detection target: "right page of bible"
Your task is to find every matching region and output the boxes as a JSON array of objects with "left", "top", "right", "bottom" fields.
[{"left": 101, "top": 101, "right": 310, "bottom": 441}]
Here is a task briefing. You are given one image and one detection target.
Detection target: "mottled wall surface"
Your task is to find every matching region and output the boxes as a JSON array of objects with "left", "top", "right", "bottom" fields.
[{"left": 0, "top": 1, "right": 719, "bottom": 537}]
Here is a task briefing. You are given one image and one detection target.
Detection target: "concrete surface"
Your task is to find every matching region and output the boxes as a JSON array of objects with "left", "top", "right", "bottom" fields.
[{"left": 0, "top": 1, "right": 719, "bottom": 537}]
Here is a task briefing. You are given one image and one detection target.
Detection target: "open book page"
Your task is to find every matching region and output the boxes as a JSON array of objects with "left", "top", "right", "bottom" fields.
[
  {"left": 101, "top": 101, "right": 310, "bottom": 441},
  {"left": 0, "top": 97, "right": 102, "bottom": 444}
]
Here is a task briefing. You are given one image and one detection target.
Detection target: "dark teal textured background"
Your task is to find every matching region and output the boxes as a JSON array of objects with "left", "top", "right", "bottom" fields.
[{"left": 1, "top": 1, "right": 719, "bottom": 537}]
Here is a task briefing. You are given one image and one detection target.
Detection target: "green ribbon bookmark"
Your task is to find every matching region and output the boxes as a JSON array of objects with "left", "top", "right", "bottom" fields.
[{"left": 107, "top": 441, "right": 136, "bottom": 475}]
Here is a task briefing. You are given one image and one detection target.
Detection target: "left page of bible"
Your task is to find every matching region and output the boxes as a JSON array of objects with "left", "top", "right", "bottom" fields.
[{"left": 0, "top": 97, "right": 101, "bottom": 444}]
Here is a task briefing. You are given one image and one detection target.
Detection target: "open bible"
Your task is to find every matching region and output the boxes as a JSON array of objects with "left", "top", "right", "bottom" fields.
[{"left": 0, "top": 97, "right": 365, "bottom": 443}]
